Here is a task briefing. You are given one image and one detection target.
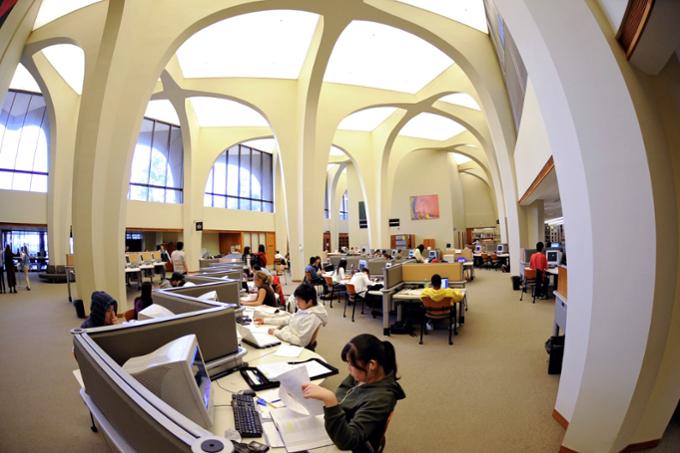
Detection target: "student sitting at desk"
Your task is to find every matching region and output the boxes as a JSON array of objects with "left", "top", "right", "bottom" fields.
[
  {"left": 241, "top": 271, "right": 277, "bottom": 307},
  {"left": 254, "top": 283, "right": 328, "bottom": 347},
  {"left": 413, "top": 244, "right": 426, "bottom": 263},
  {"left": 81, "top": 291, "right": 121, "bottom": 328},
  {"left": 333, "top": 259, "right": 347, "bottom": 284},
  {"left": 302, "top": 334, "right": 406, "bottom": 453},
  {"left": 529, "top": 242, "right": 548, "bottom": 298},
  {"left": 305, "top": 256, "right": 329, "bottom": 294},
  {"left": 132, "top": 282, "right": 153, "bottom": 320},
  {"left": 420, "top": 274, "right": 465, "bottom": 331},
  {"left": 160, "top": 272, "right": 195, "bottom": 289},
  {"left": 349, "top": 267, "right": 372, "bottom": 297}
]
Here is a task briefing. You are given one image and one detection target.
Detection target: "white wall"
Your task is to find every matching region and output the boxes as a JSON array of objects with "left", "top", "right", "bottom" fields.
[
  {"left": 513, "top": 80, "right": 553, "bottom": 197},
  {"left": 0, "top": 190, "right": 48, "bottom": 224},
  {"left": 461, "top": 173, "right": 496, "bottom": 227},
  {"left": 203, "top": 207, "right": 275, "bottom": 232},
  {"left": 126, "top": 201, "right": 182, "bottom": 229},
  {"left": 390, "top": 149, "right": 455, "bottom": 247}
]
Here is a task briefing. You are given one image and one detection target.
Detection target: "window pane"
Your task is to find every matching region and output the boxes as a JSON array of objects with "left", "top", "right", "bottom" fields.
[
  {"left": 262, "top": 153, "right": 273, "bottom": 202},
  {"left": 227, "top": 197, "right": 238, "bottom": 209},
  {"left": 239, "top": 147, "right": 251, "bottom": 198},
  {"left": 213, "top": 154, "right": 226, "bottom": 195},
  {"left": 1, "top": 92, "right": 30, "bottom": 168},
  {"left": 264, "top": 202, "right": 273, "bottom": 213},
  {"left": 227, "top": 147, "right": 239, "bottom": 196},
  {"left": 0, "top": 170, "right": 12, "bottom": 189},
  {"left": 239, "top": 198, "right": 251, "bottom": 211},
  {"left": 30, "top": 174, "right": 47, "bottom": 193},
  {"left": 129, "top": 185, "right": 148, "bottom": 201},
  {"left": 148, "top": 187, "right": 165, "bottom": 203},
  {"left": 251, "top": 150, "right": 261, "bottom": 199},
  {"left": 149, "top": 122, "right": 169, "bottom": 186},
  {"left": 130, "top": 143, "right": 151, "bottom": 184},
  {"left": 12, "top": 172, "right": 31, "bottom": 191},
  {"left": 213, "top": 194, "right": 226, "bottom": 208},
  {"left": 251, "top": 200, "right": 261, "bottom": 212},
  {"left": 204, "top": 194, "right": 212, "bottom": 207},
  {"left": 167, "top": 126, "right": 183, "bottom": 189},
  {"left": 205, "top": 168, "right": 214, "bottom": 195}
]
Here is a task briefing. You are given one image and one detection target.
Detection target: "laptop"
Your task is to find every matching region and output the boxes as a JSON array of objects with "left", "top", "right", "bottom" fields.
[
  {"left": 441, "top": 278, "right": 449, "bottom": 289},
  {"left": 237, "top": 324, "right": 281, "bottom": 349}
]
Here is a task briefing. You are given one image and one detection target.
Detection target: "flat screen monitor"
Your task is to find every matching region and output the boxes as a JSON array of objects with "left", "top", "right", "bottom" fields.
[
  {"left": 428, "top": 250, "right": 438, "bottom": 260},
  {"left": 122, "top": 334, "right": 213, "bottom": 429},
  {"left": 441, "top": 278, "right": 449, "bottom": 289},
  {"left": 359, "top": 259, "right": 368, "bottom": 269}
]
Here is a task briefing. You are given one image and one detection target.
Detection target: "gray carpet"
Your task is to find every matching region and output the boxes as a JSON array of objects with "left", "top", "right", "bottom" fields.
[{"left": 4, "top": 270, "right": 674, "bottom": 452}]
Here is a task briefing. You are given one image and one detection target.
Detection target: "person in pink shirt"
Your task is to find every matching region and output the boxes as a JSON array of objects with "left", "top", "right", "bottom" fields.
[{"left": 529, "top": 242, "right": 548, "bottom": 298}]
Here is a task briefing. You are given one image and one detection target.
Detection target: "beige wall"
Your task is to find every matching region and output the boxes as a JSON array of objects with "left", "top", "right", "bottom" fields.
[
  {"left": 513, "top": 80, "right": 552, "bottom": 198},
  {"left": 203, "top": 207, "right": 275, "bottom": 232},
  {"left": 201, "top": 232, "right": 220, "bottom": 256},
  {"left": 126, "top": 201, "right": 182, "bottom": 229},
  {"left": 0, "top": 190, "right": 48, "bottom": 225},
  {"left": 461, "top": 173, "right": 496, "bottom": 228}
]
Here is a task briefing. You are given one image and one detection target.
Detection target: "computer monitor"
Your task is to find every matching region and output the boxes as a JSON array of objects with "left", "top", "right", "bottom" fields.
[
  {"left": 138, "top": 304, "right": 175, "bottom": 320},
  {"left": 546, "top": 250, "right": 563, "bottom": 267},
  {"left": 496, "top": 244, "right": 507, "bottom": 254},
  {"left": 122, "top": 334, "right": 213, "bottom": 429},
  {"left": 408, "top": 250, "right": 415, "bottom": 258},
  {"left": 441, "top": 278, "right": 449, "bottom": 289},
  {"left": 359, "top": 259, "right": 368, "bottom": 269},
  {"left": 391, "top": 249, "right": 397, "bottom": 258},
  {"left": 125, "top": 255, "right": 131, "bottom": 264},
  {"left": 428, "top": 250, "right": 438, "bottom": 260},
  {"left": 474, "top": 244, "right": 482, "bottom": 253},
  {"left": 551, "top": 242, "right": 561, "bottom": 248}
]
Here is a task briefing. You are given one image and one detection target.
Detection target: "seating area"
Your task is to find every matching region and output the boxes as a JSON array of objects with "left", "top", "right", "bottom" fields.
[{"left": 38, "top": 265, "right": 74, "bottom": 284}]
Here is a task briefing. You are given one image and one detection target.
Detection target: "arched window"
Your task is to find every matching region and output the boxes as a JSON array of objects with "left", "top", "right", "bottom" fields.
[
  {"left": 339, "top": 190, "right": 349, "bottom": 220},
  {"left": 204, "top": 143, "right": 273, "bottom": 212},
  {"left": 0, "top": 90, "right": 49, "bottom": 192},
  {"left": 128, "top": 118, "right": 183, "bottom": 203}
]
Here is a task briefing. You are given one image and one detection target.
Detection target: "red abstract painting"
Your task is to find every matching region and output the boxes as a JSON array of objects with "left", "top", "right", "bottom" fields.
[{"left": 410, "top": 194, "right": 440, "bottom": 220}]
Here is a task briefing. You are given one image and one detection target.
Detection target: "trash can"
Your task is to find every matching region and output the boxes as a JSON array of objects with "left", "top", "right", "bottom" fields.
[
  {"left": 74, "top": 299, "right": 86, "bottom": 319},
  {"left": 511, "top": 275, "right": 521, "bottom": 291},
  {"left": 545, "top": 335, "right": 565, "bottom": 375}
]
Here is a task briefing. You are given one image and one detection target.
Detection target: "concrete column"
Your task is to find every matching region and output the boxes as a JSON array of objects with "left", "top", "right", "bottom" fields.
[{"left": 524, "top": 200, "right": 544, "bottom": 247}]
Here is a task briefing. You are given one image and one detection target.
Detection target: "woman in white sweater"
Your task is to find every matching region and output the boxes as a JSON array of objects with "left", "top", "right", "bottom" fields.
[{"left": 255, "top": 284, "right": 328, "bottom": 347}]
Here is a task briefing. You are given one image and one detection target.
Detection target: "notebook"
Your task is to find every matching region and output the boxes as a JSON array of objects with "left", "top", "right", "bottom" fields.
[{"left": 237, "top": 324, "right": 281, "bottom": 348}]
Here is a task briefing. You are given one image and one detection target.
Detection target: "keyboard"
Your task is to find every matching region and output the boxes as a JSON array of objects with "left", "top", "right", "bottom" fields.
[{"left": 232, "top": 394, "right": 263, "bottom": 438}]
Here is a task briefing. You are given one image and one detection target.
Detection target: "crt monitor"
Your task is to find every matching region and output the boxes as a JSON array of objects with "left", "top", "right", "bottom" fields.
[
  {"left": 122, "top": 334, "right": 213, "bottom": 429},
  {"left": 359, "top": 259, "right": 368, "bottom": 269},
  {"left": 391, "top": 249, "right": 397, "bottom": 258},
  {"left": 474, "top": 244, "right": 482, "bottom": 253},
  {"left": 408, "top": 249, "right": 415, "bottom": 258},
  {"left": 496, "top": 244, "right": 507, "bottom": 254},
  {"left": 428, "top": 250, "right": 438, "bottom": 260},
  {"left": 546, "top": 250, "right": 563, "bottom": 267},
  {"left": 138, "top": 304, "right": 175, "bottom": 321}
]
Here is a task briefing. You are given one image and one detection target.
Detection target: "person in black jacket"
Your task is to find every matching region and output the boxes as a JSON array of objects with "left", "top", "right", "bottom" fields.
[
  {"left": 303, "top": 334, "right": 406, "bottom": 452},
  {"left": 80, "top": 291, "right": 120, "bottom": 328},
  {"left": 4, "top": 245, "right": 17, "bottom": 293}
]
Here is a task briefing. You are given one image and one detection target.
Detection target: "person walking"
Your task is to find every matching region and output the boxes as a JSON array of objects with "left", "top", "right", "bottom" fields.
[
  {"left": 0, "top": 244, "right": 6, "bottom": 294},
  {"left": 20, "top": 246, "right": 31, "bottom": 291},
  {"left": 4, "top": 245, "right": 17, "bottom": 293}
]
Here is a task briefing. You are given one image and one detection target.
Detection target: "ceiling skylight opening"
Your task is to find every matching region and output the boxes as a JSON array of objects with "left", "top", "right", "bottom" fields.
[
  {"left": 324, "top": 21, "right": 453, "bottom": 94},
  {"left": 337, "top": 107, "right": 400, "bottom": 132},
  {"left": 241, "top": 138, "right": 278, "bottom": 154},
  {"left": 399, "top": 113, "right": 466, "bottom": 141},
  {"left": 41, "top": 44, "right": 85, "bottom": 95},
  {"left": 395, "top": 0, "right": 488, "bottom": 33},
  {"left": 144, "top": 100, "right": 180, "bottom": 125},
  {"left": 176, "top": 10, "right": 320, "bottom": 79},
  {"left": 329, "top": 146, "right": 347, "bottom": 157},
  {"left": 188, "top": 97, "right": 270, "bottom": 128},
  {"left": 440, "top": 92, "right": 481, "bottom": 110},
  {"left": 33, "top": 0, "right": 103, "bottom": 30},
  {"left": 452, "top": 152, "right": 472, "bottom": 165},
  {"left": 9, "top": 64, "right": 41, "bottom": 93}
]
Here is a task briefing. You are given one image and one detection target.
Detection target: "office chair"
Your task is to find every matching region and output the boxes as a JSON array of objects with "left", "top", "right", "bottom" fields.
[
  {"left": 520, "top": 268, "right": 538, "bottom": 303},
  {"left": 365, "top": 410, "right": 395, "bottom": 453},
  {"left": 323, "top": 276, "right": 341, "bottom": 308},
  {"left": 419, "top": 296, "right": 456, "bottom": 345},
  {"left": 305, "top": 326, "right": 321, "bottom": 352},
  {"left": 344, "top": 283, "right": 366, "bottom": 322}
]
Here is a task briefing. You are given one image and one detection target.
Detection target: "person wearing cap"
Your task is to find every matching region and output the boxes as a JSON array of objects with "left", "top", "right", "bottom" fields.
[
  {"left": 80, "top": 291, "right": 121, "bottom": 328},
  {"left": 165, "top": 271, "right": 195, "bottom": 288}
]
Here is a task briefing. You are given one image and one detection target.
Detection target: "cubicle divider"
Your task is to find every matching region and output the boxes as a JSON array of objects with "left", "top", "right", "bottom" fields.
[
  {"left": 401, "top": 262, "right": 463, "bottom": 283},
  {"left": 154, "top": 279, "right": 241, "bottom": 310},
  {"left": 194, "top": 269, "right": 243, "bottom": 281},
  {"left": 73, "top": 304, "right": 241, "bottom": 452}
]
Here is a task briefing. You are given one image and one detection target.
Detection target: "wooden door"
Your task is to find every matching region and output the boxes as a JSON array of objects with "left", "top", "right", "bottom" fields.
[
  {"left": 423, "top": 239, "right": 436, "bottom": 249},
  {"left": 323, "top": 231, "right": 331, "bottom": 251},
  {"left": 338, "top": 233, "right": 349, "bottom": 250},
  {"left": 265, "top": 232, "right": 276, "bottom": 266}
]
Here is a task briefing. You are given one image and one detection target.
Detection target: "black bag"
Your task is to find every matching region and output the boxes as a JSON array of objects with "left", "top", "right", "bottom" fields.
[
  {"left": 389, "top": 321, "right": 413, "bottom": 335},
  {"left": 74, "top": 299, "right": 86, "bottom": 319},
  {"left": 545, "top": 335, "right": 565, "bottom": 374}
]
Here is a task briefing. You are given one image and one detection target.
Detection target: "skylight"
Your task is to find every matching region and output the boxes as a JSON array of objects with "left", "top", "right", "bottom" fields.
[
  {"left": 395, "top": 0, "right": 488, "bottom": 33},
  {"left": 324, "top": 21, "right": 453, "bottom": 94},
  {"left": 189, "top": 97, "right": 269, "bottom": 127},
  {"left": 34, "top": 0, "right": 103, "bottom": 30},
  {"left": 241, "top": 138, "right": 277, "bottom": 154},
  {"left": 144, "top": 100, "right": 180, "bottom": 125},
  {"left": 440, "top": 93, "right": 481, "bottom": 110},
  {"left": 9, "top": 64, "right": 41, "bottom": 93},
  {"left": 452, "top": 152, "right": 472, "bottom": 165},
  {"left": 399, "top": 113, "right": 466, "bottom": 141},
  {"left": 41, "top": 44, "right": 85, "bottom": 95},
  {"left": 176, "top": 10, "right": 320, "bottom": 79},
  {"left": 337, "top": 107, "right": 400, "bottom": 132},
  {"left": 329, "top": 146, "right": 346, "bottom": 157}
]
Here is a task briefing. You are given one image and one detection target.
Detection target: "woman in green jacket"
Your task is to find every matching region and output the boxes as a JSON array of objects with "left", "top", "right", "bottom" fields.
[{"left": 303, "top": 334, "right": 405, "bottom": 452}]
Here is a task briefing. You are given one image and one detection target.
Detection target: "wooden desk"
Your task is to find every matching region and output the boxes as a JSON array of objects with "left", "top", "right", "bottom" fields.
[{"left": 391, "top": 287, "right": 466, "bottom": 333}]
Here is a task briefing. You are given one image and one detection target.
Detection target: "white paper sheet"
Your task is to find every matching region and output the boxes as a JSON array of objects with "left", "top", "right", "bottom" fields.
[
  {"left": 277, "top": 366, "right": 323, "bottom": 416},
  {"left": 274, "top": 344, "right": 303, "bottom": 358},
  {"left": 270, "top": 408, "right": 332, "bottom": 451}
]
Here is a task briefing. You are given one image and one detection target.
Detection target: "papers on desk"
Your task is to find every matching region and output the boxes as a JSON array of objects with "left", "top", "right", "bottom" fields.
[
  {"left": 257, "top": 360, "right": 335, "bottom": 382},
  {"left": 270, "top": 408, "right": 332, "bottom": 451},
  {"left": 274, "top": 344, "right": 303, "bottom": 358}
]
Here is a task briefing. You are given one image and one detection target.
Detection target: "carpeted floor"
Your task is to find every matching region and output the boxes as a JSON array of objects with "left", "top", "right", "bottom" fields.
[{"left": 1, "top": 270, "right": 677, "bottom": 452}]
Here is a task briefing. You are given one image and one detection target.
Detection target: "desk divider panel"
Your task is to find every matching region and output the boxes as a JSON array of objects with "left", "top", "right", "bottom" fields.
[
  {"left": 367, "top": 259, "right": 386, "bottom": 276},
  {"left": 402, "top": 263, "right": 463, "bottom": 282},
  {"left": 164, "top": 279, "right": 240, "bottom": 305},
  {"left": 384, "top": 263, "right": 404, "bottom": 290}
]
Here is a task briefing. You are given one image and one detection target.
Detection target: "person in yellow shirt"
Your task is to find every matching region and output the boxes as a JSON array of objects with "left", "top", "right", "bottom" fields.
[{"left": 420, "top": 274, "right": 464, "bottom": 331}]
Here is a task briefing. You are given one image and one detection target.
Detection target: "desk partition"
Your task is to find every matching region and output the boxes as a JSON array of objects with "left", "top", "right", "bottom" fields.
[
  {"left": 154, "top": 279, "right": 240, "bottom": 310},
  {"left": 401, "top": 263, "right": 462, "bottom": 282}
]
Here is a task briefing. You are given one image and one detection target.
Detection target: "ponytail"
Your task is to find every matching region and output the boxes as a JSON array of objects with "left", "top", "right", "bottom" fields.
[{"left": 341, "top": 334, "right": 399, "bottom": 379}]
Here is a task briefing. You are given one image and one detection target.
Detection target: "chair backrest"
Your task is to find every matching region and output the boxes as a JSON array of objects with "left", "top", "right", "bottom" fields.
[
  {"left": 324, "top": 276, "right": 333, "bottom": 286},
  {"left": 304, "top": 271, "right": 313, "bottom": 284},
  {"left": 346, "top": 283, "right": 357, "bottom": 297},
  {"left": 421, "top": 296, "right": 453, "bottom": 317},
  {"left": 306, "top": 325, "right": 321, "bottom": 352},
  {"left": 524, "top": 268, "right": 537, "bottom": 280}
]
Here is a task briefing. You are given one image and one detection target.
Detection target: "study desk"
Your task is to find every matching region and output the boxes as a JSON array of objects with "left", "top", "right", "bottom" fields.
[
  {"left": 392, "top": 287, "right": 466, "bottom": 332},
  {"left": 211, "top": 338, "right": 340, "bottom": 452},
  {"left": 124, "top": 267, "right": 142, "bottom": 289}
]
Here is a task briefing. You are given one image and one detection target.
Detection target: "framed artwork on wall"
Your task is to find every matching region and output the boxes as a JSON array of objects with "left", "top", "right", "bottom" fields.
[{"left": 410, "top": 194, "right": 440, "bottom": 220}]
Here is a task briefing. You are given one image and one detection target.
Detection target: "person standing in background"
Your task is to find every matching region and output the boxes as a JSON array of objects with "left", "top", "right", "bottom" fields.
[
  {"left": 4, "top": 245, "right": 17, "bottom": 293},
  {"left": 170, "top": 241, "right": 187, "bottom": 275},
  {"left": 0, "top": 244, "right": 5, "bottom": 294},
  {"left": 256, "top": 244, "right": 267, "bottom": 268},
  {"left": 20, "top": 245, "right": 30, "bottom": 291}
]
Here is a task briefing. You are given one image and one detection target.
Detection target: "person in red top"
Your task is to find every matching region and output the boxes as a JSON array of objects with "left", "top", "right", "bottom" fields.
[
  {"left": 256, "top": 244, "right": 267, "bottom": 268},
  {"left": 529, "top": 242, "right": 548, "bottom": 298}
]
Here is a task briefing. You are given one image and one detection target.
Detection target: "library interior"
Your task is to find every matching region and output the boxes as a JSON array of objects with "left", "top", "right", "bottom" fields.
[{"left": 1, "top": 1, "right": 680, "bottom": 452}]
